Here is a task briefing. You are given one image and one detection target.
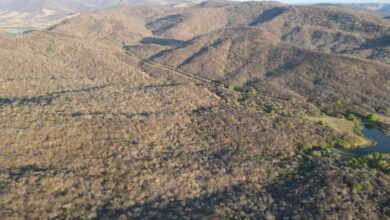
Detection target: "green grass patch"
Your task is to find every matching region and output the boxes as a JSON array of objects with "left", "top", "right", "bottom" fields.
[{"left": 307, "top": 116, "right": 372, "bottom": 148}]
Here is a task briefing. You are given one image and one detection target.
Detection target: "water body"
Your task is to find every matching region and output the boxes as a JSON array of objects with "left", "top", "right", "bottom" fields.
[{"left": 354, "top": 124, "right": 390, "bottom": 156}]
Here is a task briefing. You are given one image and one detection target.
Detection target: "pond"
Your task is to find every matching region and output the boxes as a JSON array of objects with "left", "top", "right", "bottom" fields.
[{"left": 354, "top": 124, "right": 390, "bottom": 156}]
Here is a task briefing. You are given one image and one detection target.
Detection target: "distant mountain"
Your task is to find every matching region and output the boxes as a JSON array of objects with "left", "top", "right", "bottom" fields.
[
  {"left": 352, "top": 4, "right": 390, "bottom": 16},
  {"left": 1, "top": 0, "right": 87, "bottom": 14},
  {"left": 0, "top": 0, "right": 201, "bottom": 32},
  {"left": 0, "top": 0, "right": 200, "bottom": 13},
  {"left": 320, "top": 3, "right": 390, "bottom": 17}
]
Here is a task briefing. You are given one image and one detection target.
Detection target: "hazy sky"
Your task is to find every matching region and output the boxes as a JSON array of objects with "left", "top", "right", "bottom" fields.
[{"left": 261, "top": 0, "right": 390, "bottom": 3}]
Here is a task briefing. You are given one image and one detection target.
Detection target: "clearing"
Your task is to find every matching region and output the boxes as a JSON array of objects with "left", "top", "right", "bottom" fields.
[{"left": 307, "top": 116, "right": 373, "bottom": 148}]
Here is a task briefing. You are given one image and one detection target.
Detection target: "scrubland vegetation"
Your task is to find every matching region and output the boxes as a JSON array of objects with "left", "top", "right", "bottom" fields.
[{"left": 0, "top": 0, "right": 389, "bottom": 219}]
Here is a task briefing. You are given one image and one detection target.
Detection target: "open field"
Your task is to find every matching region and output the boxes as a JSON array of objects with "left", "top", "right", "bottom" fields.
[{"left": 307, "top": 116, "right": 373, "bottom": 148}]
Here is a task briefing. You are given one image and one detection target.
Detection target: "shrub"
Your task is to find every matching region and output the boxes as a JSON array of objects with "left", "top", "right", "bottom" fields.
[
  {"left": 227, "top": 85, "right": 235, "bottom": 92},
  {"left": 351, "top": 182, "right": 362, "bottom": 193},
  {"left": 213, "top": 80, "right": 223, "bottom": 86},
  {"left": 347, "top": 113, "right": 356, "bottom": 121},
  {"left": 265, "top": 106, "right": 275, "bottom": 114},
  {"left": 377, "top": 160, "right": 388, "bottom": 169},
  {"left": 311, "top": 150, "right": 322, "bottom": 157},
  {"left": 371, "top": 152, "right": 386, "bottom": 161},
  {"left": 346, "top": 153, "right": 389, "bottom": 172},
  {"left": 334, "top": 138, "right": 347, "bottom": 148},
  {"left": 367, "top": 113, "right": 378, "bottom": 122},
  {"left": 298, "top": 143, "right": 311, "bottom": 152},
  {"left": 347, "top": 157, "right": 368, "bottom": 166},
  {"left": 46, "top": 117, "right": 63, "bottom": 123},
  {"left": 249, "top": 88, "right": 257, "bottom": 96}
]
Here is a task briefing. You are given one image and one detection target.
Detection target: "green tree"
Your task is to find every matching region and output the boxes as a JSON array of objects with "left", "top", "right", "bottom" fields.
[
  {"left": 367, "top": 113, "right": 378, "bottom": 122},
  {"left": 227, "top": 85, "right": 235, "bottom": 92},
  {"left": 298, "top": 143, "right": 311, "bottom": 152},
  {"left": 249, "top": 88, "right": 257, "bottom": 96},
  {"left": 351, "top": 182, "right": 362, "bottom": 193},
  {"left": 311, "top": 150, "right": 322, "bottom": 157},
  {"left": 347, "top": 113, "right": 356, "bottom": 121}
]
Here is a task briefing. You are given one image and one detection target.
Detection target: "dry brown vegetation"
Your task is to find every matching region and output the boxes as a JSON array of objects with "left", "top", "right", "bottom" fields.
[{"left": 0, "top": 1, "right": 389, "bottom": 219}]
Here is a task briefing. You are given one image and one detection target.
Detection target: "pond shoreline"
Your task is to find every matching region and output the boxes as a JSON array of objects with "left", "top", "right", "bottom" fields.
[
  {"left": 307, "top": 115, "right": 389, "bottom": 156},
  {"left": 353, "top": 124, "right": 390, "bottom": 156}
]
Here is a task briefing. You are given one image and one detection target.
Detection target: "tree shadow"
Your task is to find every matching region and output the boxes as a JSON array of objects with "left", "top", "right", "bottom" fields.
[
  {"left": 0, "top": 96, "right": 52, "bottom": 107},
  {"left": 94, "top": 146, "right": 269, "bottom": 219},
  {"left": 146, "top": 14, "right": 183, "bottom": 36},
  {"left": 249, "top": 7, "right": 287, "bottom": 26},
  {"left": 95, "top": 183, "right": 269, "bottom": 219},
  {"left": 0, "top": 84, "right": 108, "bottom": 107},
  {"left": 265, "top": 158, "right": 323, "bottom": 218},
  {"left": 362, "top": 35, "right": 390, "bottom": 49},
  {"left": 7, "top": 165, "right": 53, "bottom": 181},
  {"left": 141, "top": 37, "right": 187, "bottom": 47},
  {"left": 95, "top": 158, "right": 323, "bottom": 219},
  {"left": 177, "top": 40, "right": 224, "bottom": 68}
]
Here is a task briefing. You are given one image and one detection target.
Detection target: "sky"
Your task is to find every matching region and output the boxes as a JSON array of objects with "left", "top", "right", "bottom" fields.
[{"left": 263, "top": 0, "right": 390, "bottom": 3}]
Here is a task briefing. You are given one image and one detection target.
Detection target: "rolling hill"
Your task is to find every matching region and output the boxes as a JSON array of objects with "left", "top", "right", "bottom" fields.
[
  {"left": 140, "top": 26, "right": 390, "bottom": 114},
  {"left": 42, "top": 1, "right": 390, "bottom": 64},
  {"left": 0, "top": 1, "right": 389, "bottom": 219}
]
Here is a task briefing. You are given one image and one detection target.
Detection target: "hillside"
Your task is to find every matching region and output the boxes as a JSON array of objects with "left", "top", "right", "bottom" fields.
[
  {"left": 0, "top": 1, "right": 389, "bottom": 219},
  {"left": 40, "top": 1, "right": 390, "bottom": 64},
  {"left": 46, "top": 6, "right": 157, "bottom": 43},
  {"left": 144, "top": 2, "right": 390, "bottom": 63},
  {"left": 138, "top": 27, "right": 390, "bottom": 115}
]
